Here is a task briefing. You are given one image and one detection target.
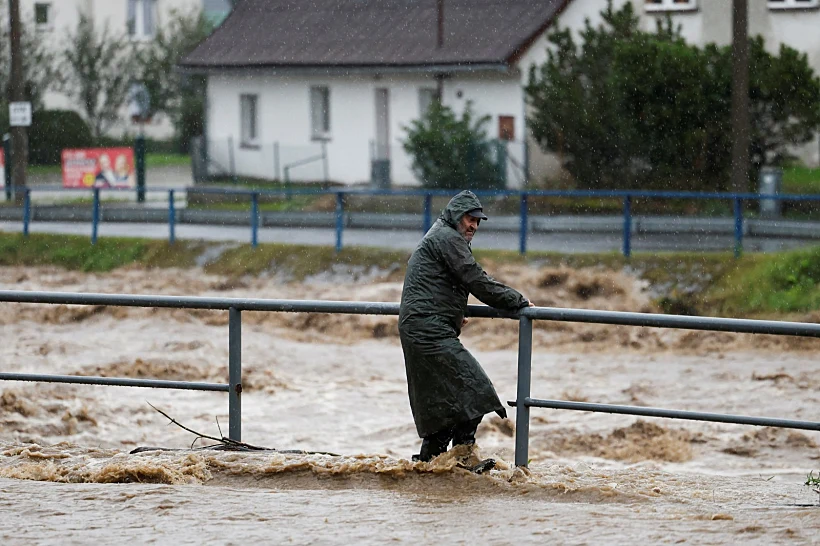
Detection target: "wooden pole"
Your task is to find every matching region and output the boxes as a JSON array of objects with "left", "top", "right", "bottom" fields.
[
  {"left": 9, "top": 0, "right": 27, "bottom": 205},
  {"left": 730, "top": 0, "right": 749, "bottom": 194}
]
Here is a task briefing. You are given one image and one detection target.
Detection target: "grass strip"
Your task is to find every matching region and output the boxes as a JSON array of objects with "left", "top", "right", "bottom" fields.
[{"left": 0, "top": 232, "right": 818, "bottom": 318}]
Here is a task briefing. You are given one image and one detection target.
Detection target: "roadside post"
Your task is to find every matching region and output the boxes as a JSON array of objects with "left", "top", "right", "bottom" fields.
[
  {"left": 622, "top": 194, "right": 632, "bottom": 258},
  {"left": 168, "top": 189, "right": 176, "bottom": 245},
  {"left": 251, "top": 192, "right": 259, "bottom": 248},
  {"left": 733, "top": 197, "right": 743, "bottom": 258},
  {"left": 422, "top": 193, "right": 432, "bottom": 233},
  {"left": 21, "top": 188, "right": 30, "bottom": 236},
  {"left": 335, "top": 192, "right": 344, "bottom": 252},
  {"left": 135, "top": 135, "right": 146, "bottom": 203},
  {"left": 91, "top": 188, "right": 100, "bottom": 244}
]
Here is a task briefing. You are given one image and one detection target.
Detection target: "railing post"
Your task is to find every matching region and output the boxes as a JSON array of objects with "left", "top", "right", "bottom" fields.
[
  {"left": 335, "top": 191, "right": 344, "bottom": 252},
  {"left": 91, "top": 188, "right": 100, "bottom": 245},
  {"left": 251, "top": 192, "right": 259, "bottom": 248},
  {"left": 519, "top": 192, "right": 528, "bottom": 255},
  {"left": 733, "top": 197, "right": 743, "bottom": 258},
  {"left": 422, "top": 193, "right": 432, "bottom": 233},
  {"left": 168, "top": 189, "right": 176, "bottom": 245},
  {"left": 228, "top": 307, "right": 242, "bottom": 442},
  {"left": 515, "top": 314, "right": 533, "bottom": 467},
  {"left": 622, "top": 194, "right": 632, "bottom": 258},
  {"left": 22, "top": 188, "right": 30, "bottom": 237}
]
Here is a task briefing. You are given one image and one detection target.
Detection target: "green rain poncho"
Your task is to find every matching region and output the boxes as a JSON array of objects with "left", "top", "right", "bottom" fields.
[{"left": 399, "top": 190, "right": 528, "bottom": 438}]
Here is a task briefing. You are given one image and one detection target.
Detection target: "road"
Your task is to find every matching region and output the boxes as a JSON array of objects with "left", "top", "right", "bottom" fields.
[{"left": 1, "top": 220, "right": 816, "bottom": 254}]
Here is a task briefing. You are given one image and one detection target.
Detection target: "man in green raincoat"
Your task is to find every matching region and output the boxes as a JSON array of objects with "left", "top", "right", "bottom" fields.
[{"left": 399, "top": 190, "right": 532, "bottom": 462}]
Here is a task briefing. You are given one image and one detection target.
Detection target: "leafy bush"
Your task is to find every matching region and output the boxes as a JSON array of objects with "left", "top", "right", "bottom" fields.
[
  {"left": 29, "top": 110, "right": 93, "bottom": 165},
  {"left": 403, "top": 102, "right": 505, "bottom": 190}
]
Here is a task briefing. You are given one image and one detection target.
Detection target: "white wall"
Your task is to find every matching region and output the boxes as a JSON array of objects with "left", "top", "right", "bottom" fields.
[
  {"left": 207, "top": 71, "right": 527, "bottom": 187},
  {"left": 24, "top": 0, "right": 204, "bottom": 140}
]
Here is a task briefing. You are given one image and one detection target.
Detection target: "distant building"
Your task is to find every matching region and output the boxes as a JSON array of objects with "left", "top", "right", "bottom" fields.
[
  {"left": 25, "top": 0, "right": 232, "bottom": 139},
  {"left": 180, "top": 0, "right": 820, "bottom": 187}
]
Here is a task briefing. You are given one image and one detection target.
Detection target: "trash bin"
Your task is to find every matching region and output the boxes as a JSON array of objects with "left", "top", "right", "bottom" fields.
[{"left": 758, "top": 166, "right": 782, "bottom": 219}]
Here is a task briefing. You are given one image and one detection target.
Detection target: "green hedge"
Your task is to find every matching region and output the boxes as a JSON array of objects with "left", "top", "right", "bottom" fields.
[{"left": 29, "top": 110, "right": 93, "bottom": 165}]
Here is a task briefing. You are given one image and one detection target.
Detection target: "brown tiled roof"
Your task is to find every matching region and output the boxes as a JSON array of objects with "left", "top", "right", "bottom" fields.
[{"left": 181, "top": 0, "right": 570, "bottom": 70}]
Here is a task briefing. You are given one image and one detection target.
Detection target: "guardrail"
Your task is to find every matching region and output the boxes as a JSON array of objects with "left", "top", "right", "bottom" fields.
[
  {"left": 4, "top": 186, "right": 820, "bottom": 255},
  {"left": 2, "top": 290, "right": 820, "bottom": 467}
]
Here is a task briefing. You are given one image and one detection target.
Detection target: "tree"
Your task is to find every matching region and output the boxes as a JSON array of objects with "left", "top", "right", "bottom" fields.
[
  {"left": 403, "top": 102, "right": 504, "bottom": 190},
  {"left": 133, "top": 8, "right": 213, "bottom": 151},
  {"left": 526, "top": 1, "right": 820, "bottom": 191},
  {"left": 0, "top": 0, "right": 59, "bottom": 125},
  {"left": 749, "top": 37, "right": 820, "bottom": 171},
  {"left": 60, "top": 14, "right": 133, "bottom": 140}
]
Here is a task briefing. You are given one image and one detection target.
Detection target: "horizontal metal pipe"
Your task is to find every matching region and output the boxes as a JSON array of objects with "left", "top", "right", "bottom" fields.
[
  {"left": 520, "top": 307, "right": 820, "bottom": 338},
  {"left": 511, "top": 398, "right": 820, "bottom": 432},
  {"left": 2, "top": 291, "right": 820, "bottom": 338},
  {"left": 0, "top": 373, "right": 230, "bottom": 392},
  {"left": 0, "top": 291, "right": 403, "bottom": 315}
]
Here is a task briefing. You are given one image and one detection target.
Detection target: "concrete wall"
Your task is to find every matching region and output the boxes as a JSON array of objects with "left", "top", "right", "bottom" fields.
[{"left": 206, "top": 71, "right": 527, "bottom": 187}]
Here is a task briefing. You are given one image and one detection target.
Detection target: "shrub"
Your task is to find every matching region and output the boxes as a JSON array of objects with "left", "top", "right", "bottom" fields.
[
  {"left": 29, "top": 109, "right": 93, "bottom": 165},
  {"left": 403, "top": 102, "right": 505, "bottom": 190}
]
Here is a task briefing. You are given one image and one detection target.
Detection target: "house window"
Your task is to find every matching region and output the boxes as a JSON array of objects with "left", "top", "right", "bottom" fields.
[
  {"left": 418, "top": 88, "right": 437, "bottom": 116},
  {"left": 240, "top": 94, "right": 259, "bottom": 147},
  {"left": 127, "top": 0, "right": 156, "bottom": 39},
  {"left": 34, "top": 3, "right": 51, "bottom": 28},
  {"left": 645, "top": 0, "right": 698, "bottom": 12},
  {"left": 310, "top": 86, "right": 330, "bottom": 140},
  {"left": 768, "top": 0, "right": 819, "bottom": 9}
]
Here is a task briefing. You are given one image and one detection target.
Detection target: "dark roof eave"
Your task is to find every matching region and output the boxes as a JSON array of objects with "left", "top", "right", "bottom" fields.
[{"left": 175, "top": 61, "right": 515, "bottom": 76}]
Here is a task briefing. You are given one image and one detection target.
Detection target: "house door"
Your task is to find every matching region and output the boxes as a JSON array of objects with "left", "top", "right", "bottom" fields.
[{"left": 372, "top": 88, "right": 391, "bottom": 188}]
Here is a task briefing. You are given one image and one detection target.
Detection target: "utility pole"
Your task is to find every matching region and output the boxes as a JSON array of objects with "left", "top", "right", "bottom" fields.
[
  {"left": 435, "top": 0, "right": 444, "bottom": 102},
  {"left": 730, "top": 0, "right": 749, "bottom": 194},
  {"left": 8, "top": 0, "right": 28, "bottom": 205}
]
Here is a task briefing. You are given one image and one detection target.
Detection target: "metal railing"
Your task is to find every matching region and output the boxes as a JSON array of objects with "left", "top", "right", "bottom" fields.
[
  {"left": 6, "top": 186, "right": 820, "bottom": 256},
  {"left": 2, "top": 289, "right": 820, "bottom": 466}
]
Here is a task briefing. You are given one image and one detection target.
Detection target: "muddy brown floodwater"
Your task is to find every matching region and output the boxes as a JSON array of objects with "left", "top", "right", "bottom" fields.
[{"left": 2, "top": 265, "right": 820, "bottom": 544}]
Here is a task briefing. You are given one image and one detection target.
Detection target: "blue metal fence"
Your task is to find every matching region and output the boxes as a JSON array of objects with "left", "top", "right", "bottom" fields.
[
  {"left": 6, "top": 186, "right": 820, "bottom": 257},
  {"left": 1, "top": 290, "right": 820, "bottom": 467}
]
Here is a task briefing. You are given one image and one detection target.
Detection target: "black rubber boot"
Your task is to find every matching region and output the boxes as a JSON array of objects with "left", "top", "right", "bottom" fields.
[
  {"left": 451, "top": 417, "right": 482, "bottom": 448},
  {"left": 412, "top": 428, "right": 453, "bottom": 462}
]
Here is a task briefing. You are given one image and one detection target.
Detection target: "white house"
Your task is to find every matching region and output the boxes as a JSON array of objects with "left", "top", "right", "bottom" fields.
[
  {"left": 180, "top": 0, "right": 820, "bottom": 188},
  {"left": 23, "top": 0, "right": 232, "bottom": 139}
]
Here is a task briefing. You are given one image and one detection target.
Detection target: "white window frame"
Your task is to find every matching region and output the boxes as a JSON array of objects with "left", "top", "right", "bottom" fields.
[
  {"left": 34, "top": 3, "right": 52, "bottom": 30},
  {"left": 644, "top": 0, "right": 698, "bottom": 12},
  {"left": 310, "top": 86, "right": 331, "bottom": 141},
  {"left": 768, "top": 0, "right": 820, "bottom": 9},
  {"left": 127, "top": 0, "right": 157, "bottom": 40},
  {"left": 240, "top": 94, "right": 259, "bottom": 148}
]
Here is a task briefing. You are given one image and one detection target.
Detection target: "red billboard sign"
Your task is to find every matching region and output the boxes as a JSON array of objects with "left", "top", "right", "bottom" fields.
[{"left": 61, "top": 148, "right": 135, "bottom": 189}]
